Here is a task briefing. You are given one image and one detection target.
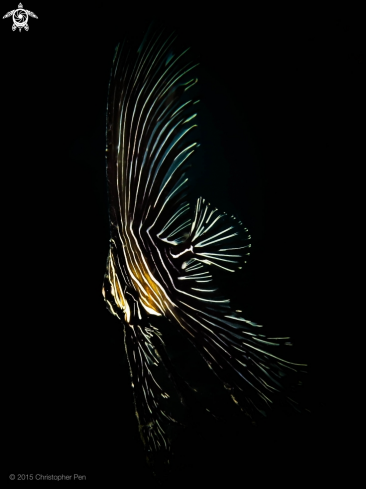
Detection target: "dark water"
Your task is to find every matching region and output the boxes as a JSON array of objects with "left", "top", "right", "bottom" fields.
[{"left": 2, "top": 4, "right": 328, "bottom": 486}]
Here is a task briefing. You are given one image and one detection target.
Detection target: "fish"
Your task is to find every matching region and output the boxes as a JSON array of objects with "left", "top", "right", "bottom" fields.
[{"left": 101, "top": 23, "right": 306, "bottom": 471}]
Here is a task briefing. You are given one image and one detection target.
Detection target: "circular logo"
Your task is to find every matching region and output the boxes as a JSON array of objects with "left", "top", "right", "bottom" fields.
[{"left": 12, "top": 9, "right": 28, "bottom": 28}]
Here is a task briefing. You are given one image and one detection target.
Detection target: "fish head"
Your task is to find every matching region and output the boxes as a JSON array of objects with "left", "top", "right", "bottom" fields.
[{"left": 102, "top": 246, "right": 131, "bottom": 322}]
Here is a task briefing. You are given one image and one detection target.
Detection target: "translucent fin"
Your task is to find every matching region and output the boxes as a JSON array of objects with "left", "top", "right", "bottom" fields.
[
  {"left": 123, "top": 322, "right": 188, "bottom": 470},
  {"left": 169, "top": 196, "right": 251, "bottom": 273},
  {"left": 168, "top": 298, "right": 306, "bottom": 420}
]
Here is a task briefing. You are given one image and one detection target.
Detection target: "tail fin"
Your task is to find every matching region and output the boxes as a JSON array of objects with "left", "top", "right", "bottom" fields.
[
  {"left": 165, "top": 198, "right": 307, "bottom": 419},
  {"left": 168, "top": 197, "right": 251, "bottom": 273}
]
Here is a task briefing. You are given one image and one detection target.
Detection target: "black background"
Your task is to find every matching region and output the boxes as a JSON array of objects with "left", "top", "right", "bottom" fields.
[{"left": 2, "top": 2, "right": 348, "bottom": 487}]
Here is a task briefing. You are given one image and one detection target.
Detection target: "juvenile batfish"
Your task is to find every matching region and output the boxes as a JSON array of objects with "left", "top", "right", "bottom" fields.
[{"left": 102, "top": 24, "right": 305, "bottom": 469}]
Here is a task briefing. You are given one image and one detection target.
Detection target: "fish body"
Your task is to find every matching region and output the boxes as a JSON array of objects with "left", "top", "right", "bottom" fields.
[{"left": 102, "top": 24, "right": 305, "bottom": 468}]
